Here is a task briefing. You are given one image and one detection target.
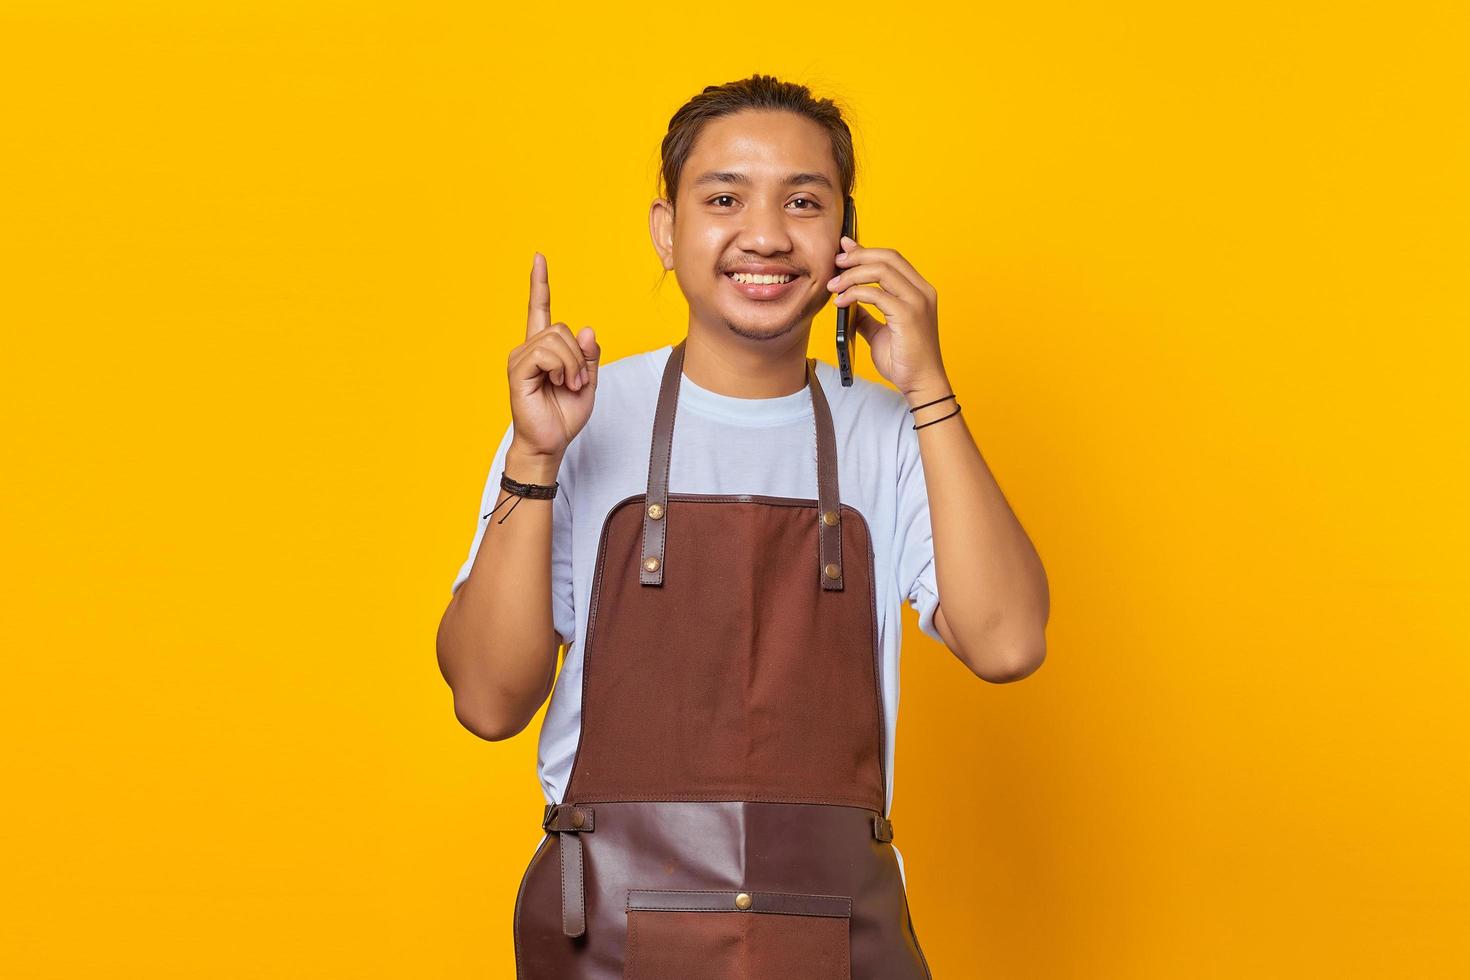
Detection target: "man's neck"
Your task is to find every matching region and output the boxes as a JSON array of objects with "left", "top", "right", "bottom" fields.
[{"left": 679, "top": 325, "right": 812, "bottom": 399}]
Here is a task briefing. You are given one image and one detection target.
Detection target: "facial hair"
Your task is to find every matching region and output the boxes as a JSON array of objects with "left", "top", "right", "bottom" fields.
[{"left": 719, "top": 284, "right": 830, "bottom": 342}]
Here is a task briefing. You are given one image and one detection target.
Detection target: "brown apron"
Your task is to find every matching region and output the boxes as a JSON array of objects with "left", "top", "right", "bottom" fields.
[{"left": 513, "top": 337, "right": 933, "bottom": 979}]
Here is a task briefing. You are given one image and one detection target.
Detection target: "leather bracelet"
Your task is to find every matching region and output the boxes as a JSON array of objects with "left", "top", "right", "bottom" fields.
[
  {"left": 483, "top": 469, "right": 558, "bottom": 524},
  {"left": 501, "top": 470, "right": 558, "bottom": 499},
  {"left": 913, "top": 404, "right": 962, "bottom": 429}
]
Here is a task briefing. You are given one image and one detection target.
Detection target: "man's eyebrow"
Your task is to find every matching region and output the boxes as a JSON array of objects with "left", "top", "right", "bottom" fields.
[{"left": 691, "top": 171, "right": 835, "bottom": 190}]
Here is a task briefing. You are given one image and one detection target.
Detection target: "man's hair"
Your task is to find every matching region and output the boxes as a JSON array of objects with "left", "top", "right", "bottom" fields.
[{"left": 657, "top": 73, "right": 857, "bottom": 208}]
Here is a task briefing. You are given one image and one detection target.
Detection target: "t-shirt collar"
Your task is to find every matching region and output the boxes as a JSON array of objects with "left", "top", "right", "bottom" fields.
[{"left": 661, "top": 345, "right": 817, "bottom": 426}]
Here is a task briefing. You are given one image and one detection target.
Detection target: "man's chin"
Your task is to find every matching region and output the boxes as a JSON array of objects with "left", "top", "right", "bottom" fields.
[
  {"left": 721, "top": 316, "right": 797, "bottom": 341},
  {"left": 715, "top": 303, "right": 818, "bottom": 342},
  {"left": 686, "top": 291, "right": 821, "bottom": 341}
]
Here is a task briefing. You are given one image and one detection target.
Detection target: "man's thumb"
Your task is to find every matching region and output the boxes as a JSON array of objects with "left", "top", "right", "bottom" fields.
[{"left": 577, "top": 327, "right": 601, "bottom": 382}]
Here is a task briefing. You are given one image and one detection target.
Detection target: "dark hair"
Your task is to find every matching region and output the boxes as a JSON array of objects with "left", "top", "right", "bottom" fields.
[
  {"left": 658, "top": 73, "right": 857, "bottom": 207},
  {"left": 652, "top": 74, "right": 857, "bottom": 290}
]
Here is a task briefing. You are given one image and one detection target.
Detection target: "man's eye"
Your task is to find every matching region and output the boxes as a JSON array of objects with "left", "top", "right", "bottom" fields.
[{"left": 708, "top": 196, "right": 820, "bottom": 209}]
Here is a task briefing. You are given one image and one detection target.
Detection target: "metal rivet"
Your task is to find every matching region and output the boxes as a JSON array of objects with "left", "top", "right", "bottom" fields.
[
  {"left": 643, "top": 557, "right": 660, "bottom": 573},
  {"left": 571, "top": 810, "right": 585, "bottom": 828},
  {"left": 647, "top": 503, "right": 664, "bottom": 520},
  {"left": 734, "top": 892, "right": 752, "bottom": 910},
  {"left": 823, "top": 562, "right": 840, "bottom": 579},
  {"left": 821, "top": 509, "right": 839, "bottom": 527}
]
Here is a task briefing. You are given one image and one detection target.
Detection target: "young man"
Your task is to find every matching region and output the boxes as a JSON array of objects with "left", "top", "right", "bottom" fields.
[{"left": 437, "top": 74, "right": 1049, "bottom": 978}]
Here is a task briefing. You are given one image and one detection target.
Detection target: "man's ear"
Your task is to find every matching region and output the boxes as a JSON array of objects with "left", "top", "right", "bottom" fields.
[{"left": 648, "top": 198, "right": 675, "bottom": 271}]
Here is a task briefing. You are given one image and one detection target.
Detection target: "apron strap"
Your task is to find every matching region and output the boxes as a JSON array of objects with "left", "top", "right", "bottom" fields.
[
  {"left": 541, "top": 803, "right": 594, "bottom": 937},
  {"left": 640, "top": 337, "right": 845, "bottom": 591}
]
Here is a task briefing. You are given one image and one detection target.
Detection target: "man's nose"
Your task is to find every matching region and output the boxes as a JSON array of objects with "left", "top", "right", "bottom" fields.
[{"left": 736, "top": 204, "right": 794, "bottom": 252}]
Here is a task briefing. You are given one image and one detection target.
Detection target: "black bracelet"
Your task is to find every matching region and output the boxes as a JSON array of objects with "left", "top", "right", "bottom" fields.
[
  {"left": 483, "top": 470, "right": 559, "bottom": 524},
  {"left": 913, "top": 403, "right": 962, "bottom": 429},
  {"left": 501, "top": 470, "right": 558, "bottom": 499},
  {"left": 908, "top": 392, "right": 956, "bottom": 413}
]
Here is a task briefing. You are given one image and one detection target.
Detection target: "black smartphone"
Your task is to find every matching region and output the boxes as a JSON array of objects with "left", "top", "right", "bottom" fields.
[{"left": 835, "top": 195, "right": 857, "bottom": 386}]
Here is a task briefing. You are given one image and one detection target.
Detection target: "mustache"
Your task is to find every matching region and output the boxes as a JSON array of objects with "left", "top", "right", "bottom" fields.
[{"left": 719, "top": 263, "right": 804, "bottom": 274}]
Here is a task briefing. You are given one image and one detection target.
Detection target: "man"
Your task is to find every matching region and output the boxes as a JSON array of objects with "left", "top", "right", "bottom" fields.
[{"left": 437, "top": 74, "right": 1048, "bottom": 978}]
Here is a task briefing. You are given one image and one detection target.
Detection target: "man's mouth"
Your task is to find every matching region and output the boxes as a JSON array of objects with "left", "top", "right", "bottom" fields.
[{"left": 723, "top": 270, "right": 802, "bottom": 301}]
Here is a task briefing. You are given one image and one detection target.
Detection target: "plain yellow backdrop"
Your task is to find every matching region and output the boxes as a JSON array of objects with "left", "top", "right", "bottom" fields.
[{"left": 2, "top": 2, "right": 1466, "bottom": 977}]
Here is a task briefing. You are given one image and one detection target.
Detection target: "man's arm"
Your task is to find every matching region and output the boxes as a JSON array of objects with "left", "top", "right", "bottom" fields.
[
  {"left": 907, "top": 380, "right": 1050, "bottom": 683},
  {"left": 438, "top": 253, "right": 598, "bottom": 738},
  {"left": 436, "top": 443, "right": 568, "bottom": 740},
  {"left": 825, "top": 234, "right": 1048, "bottom": 682}
]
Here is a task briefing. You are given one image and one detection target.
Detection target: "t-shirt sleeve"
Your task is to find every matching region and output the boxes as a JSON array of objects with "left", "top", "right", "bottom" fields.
[
  {"left": 894, "top": 405, "right": 944, "bottom": 643},
  {"left": 450, "top": 421, "right": 576, "bottom": 648}
]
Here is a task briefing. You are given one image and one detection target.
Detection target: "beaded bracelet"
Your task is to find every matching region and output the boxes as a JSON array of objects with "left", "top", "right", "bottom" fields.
[{"left": 483, "top": 470, "right": 559, "bottom": 524}]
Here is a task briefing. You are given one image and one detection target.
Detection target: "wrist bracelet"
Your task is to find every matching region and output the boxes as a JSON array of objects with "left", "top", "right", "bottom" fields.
[
  {"left": 913, "top": 404, "right": 962, "bottom": 429},
  {"left": 908, "top": 392, "right": 956, "bottom": 413},
  {"left": 483, "top": 469, "right": 559, "bottom": 524}
]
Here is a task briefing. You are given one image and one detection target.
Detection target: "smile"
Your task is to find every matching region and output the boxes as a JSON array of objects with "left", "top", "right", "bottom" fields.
[{"left": 724, "top": 271, "right": 801, "bottom": 301}]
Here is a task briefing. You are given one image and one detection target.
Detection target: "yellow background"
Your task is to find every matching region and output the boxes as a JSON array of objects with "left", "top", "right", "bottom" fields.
[{"left": 3, "top": 2, "right": 1466, "bottom": 977}]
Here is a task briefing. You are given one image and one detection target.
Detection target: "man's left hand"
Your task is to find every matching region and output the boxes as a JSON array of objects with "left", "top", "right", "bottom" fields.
[{"left": 826, "top": 234, "right": 947, "bottom": 396}]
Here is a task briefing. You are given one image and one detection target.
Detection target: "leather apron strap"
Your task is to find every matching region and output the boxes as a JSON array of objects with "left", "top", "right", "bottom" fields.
[
  {"left": 638, "top": 337, "right": 845, "bottom": 591},
  {"left": 542, "top": 803, "right": 594, "bottom": 937}
]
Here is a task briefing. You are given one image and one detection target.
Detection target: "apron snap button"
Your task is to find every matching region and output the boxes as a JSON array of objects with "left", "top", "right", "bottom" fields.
[
  {"left": 647, "top": 503, "right": 664, "bottom": 520},
  {"left": 571, "top": 809, "right": 585, "bottom": 828},
  {"left": 734, "top": 892, "right": 752, "bottom": 910},
  {"left": 642, "top": 556, "right": 660, "bottom": 572},
  {"left": 823, "top": 562, "right": 840, "bottom": 579},
  {"left": 821, "top": 509, "right": 839, "bottom": 526}
]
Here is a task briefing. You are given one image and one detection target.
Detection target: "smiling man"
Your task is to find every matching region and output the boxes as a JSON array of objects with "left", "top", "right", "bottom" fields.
[{"left": 437, "top": 73, "right": 1049, "bottom": 978}]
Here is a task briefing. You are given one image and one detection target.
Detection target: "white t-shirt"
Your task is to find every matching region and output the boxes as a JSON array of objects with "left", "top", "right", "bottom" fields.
[{"left": 452, "top": 343, "right": 943, "bottom": 884}]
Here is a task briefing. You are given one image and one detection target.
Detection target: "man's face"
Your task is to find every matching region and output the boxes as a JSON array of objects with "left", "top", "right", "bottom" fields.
[{"left": 651, "top": 109, "right": 843, "bottom": 344}]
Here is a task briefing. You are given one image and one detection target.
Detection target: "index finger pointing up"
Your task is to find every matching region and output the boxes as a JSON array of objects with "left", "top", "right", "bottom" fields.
[{"left": 526, "top": 251, "right": 551, "bottom": 339}]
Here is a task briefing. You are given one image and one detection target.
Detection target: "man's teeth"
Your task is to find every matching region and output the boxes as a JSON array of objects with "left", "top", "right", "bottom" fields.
[{"left": 728, "top": 272, "right": 795, "bottom": 284}]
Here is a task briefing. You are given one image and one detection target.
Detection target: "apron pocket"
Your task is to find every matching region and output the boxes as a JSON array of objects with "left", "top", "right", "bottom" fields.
[{"left": 623, "top": 888, "right": 851, "bottom": 980}]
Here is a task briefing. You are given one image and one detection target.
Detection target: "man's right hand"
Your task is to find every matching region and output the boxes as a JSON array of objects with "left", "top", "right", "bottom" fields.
[{"left": 507, "top": 252, "right": 600, "bottom": 460}]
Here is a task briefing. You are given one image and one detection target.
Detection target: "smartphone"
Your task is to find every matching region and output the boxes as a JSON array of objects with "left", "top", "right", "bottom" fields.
[{"left": 835, "top": 195, "right": 857, "bottom": 386}]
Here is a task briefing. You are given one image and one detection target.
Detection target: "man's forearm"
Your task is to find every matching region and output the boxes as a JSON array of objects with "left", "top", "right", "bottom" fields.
[
  {"left": 435, "top": 444, "right": 565, "bottom": 739},
  {"left": 906, "top": 377, "right": 1050, "bottom": 680}
]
